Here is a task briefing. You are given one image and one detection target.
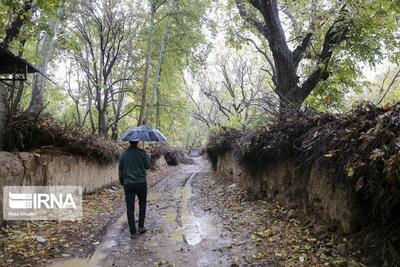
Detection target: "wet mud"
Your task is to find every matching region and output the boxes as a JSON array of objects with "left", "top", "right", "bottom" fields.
[{"left": 50, "top": 160, "right": 234, "bottom": 267}]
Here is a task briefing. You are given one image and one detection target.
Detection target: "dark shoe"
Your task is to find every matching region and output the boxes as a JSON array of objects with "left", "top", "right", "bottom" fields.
[
  {"left": 138, "top": 227, "right": 147, "bottom": 234},
  {"left": 130, "top": 233, "right": 138, "bottom": 239}
]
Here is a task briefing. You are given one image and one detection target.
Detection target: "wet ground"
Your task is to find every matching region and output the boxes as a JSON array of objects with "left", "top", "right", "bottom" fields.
[
  {"left": 47, "top": 158, "right": 362, "bottom": 267},
  {"left": 49, "top": 160, "right": 235, "bottom": 267}
]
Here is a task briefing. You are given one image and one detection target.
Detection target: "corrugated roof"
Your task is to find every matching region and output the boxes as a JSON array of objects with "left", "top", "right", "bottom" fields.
[{"left": 0, "top": 46, "right": 39, "bottom": 74}]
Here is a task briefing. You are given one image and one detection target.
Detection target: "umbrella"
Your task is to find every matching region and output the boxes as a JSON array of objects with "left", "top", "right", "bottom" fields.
[{"left": 118, "top": 125, "right": 167, "bottom": 142}]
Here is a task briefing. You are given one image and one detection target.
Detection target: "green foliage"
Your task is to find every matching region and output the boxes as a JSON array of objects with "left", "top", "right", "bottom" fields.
[
  {"left": 226, "top": 0, "right": 400, "bottom": 110},
  {"left": 2, "top": 0, "right": 398, "bottom": 148}
]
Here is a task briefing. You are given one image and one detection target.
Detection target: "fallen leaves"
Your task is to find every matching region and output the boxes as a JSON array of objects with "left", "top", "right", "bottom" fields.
[
  {"left": 4, "top": 113, "right": 121, "bottom": 164},
  {"left": 195, "top": 172, "right": 364, "bottom": 267},
  {"left": 0, "top": 163, "right": 180, "bottom": 267},
  {"left": 0, "top": 185, "right": 125, "bottom": 267}
]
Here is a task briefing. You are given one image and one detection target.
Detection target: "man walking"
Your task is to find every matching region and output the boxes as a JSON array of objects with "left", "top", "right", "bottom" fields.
[{"left": 119, "top": 139, "right": 151, "bottom": 239}]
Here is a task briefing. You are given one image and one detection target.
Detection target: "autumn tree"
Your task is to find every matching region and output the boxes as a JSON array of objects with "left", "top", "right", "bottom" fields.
[
  {"left": 188, "top": 54, "right": 268, "bottom": 128},
  {"left": 70, "top": 0, "right": 140, "bottom": 137},
  {"left": 234, "top": 0, "right": 400, "bottom": 113}
]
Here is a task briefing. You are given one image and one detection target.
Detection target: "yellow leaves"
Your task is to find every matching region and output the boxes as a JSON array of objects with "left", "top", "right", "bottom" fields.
[
  {"left": 324, "top": 95, "right": 333, "bottom": 105},
  {"left": 369, "top": 148, "right": 384, "bottom": 161},
  {"left": 0, "top": 185, "right": 124, "bottom": 266},
  {"left": 253, "top": 229, "right": 273, "bottom": 238},
  {"left": 383, "top": 103, "right": 393, "bottom": 110},
  {"left": 324, "top": 149, "right": 338, "bottom": 158},
  {"left": 346, "top": 166, "right": 355, "bottom": 177}
]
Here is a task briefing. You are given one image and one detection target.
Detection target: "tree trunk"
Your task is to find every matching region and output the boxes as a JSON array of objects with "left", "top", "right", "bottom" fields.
[
  {"left": 0, "top": 83, "right": 6, "bottom": 150},
  {"left": 235, "top": 0, "right": 349, "bottom": 114},
  {"left": 137, "top": 1, "right": 156, "bottom": 126},
  {"left": 111, "top": 125, "right": 119, "bottom": 140},
  {"left": 88, "top": 95, "right": 96, "bottom": 133},
  {"left": 146, "top": 0, "right": 173, "bottom": 128},
  {"left": 27, "top": 19, "right": 59, "bottom": 113},
  {"left": 98, "top": 109, "right": 108, "bottom": 137}
]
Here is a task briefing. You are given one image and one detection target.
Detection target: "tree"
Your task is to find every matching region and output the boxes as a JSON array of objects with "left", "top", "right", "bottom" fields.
[
  {"left": 137, "top": 0, "right": 161, "bottom": 126},
  {"left": 376, "top": 68, "right": 400, "bottom": 105},
  {"left": 71, "top": 0, "right": 139, "bottom": 137},
  {"left": 144, "top": 0, "right": 211, "bottom": 129},
  {"left": 147, "top": 0, "right": 174, "bottom": 128},
  {"left": 234, "top": 0, "right": 400, "bottom": 113},
  {"left": 189, "top": 54, "right": 268, "bottom": 128},
  {"left": 27, "top": 18, "right": 59, "bottom": 113}
]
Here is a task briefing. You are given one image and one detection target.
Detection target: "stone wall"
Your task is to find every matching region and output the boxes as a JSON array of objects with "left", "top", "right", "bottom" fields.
[
  {"left": 215, "top": 152, "right": 367, "bottom": 234},
  {"left": 0, "top": 151, "right": 119, "bottom": 224}
]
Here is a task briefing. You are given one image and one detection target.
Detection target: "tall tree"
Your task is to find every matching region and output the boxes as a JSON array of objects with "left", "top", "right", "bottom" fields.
[
  {"left": 137, "top": 0, "right": 159, "bottom": 126},
  {"left": 235, "top": 0, "right": 350, "bottom": 112},
  {"left": 149, "top": 0, "right": 174, "bottom": 128},
  {"left": 27, "top": 18, "right": 59, "bottom": 113},
  {"left": 72, "top": 0, "right": 136, "bottom": 136},
  {"left": 190, "top": 54, "right": 267, "bottom": 127},
  {"left": 235, "top": 0, "right": 400, "bottom": 113}
]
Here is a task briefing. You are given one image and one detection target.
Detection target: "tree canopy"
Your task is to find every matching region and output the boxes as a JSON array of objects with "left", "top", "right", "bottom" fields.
[{"left": 0, "top": 0, "right": 398, "bottom": 146}]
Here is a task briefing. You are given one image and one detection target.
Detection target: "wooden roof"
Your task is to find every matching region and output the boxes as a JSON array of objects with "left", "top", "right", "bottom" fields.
[{"left": 0, "top": 46, "right": 39, "bottom": 74}]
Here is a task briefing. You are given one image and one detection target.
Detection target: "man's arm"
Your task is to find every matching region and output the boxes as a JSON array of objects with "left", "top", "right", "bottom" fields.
[{"left": 143, "top": 152, "right": 151, "bottom": 170}]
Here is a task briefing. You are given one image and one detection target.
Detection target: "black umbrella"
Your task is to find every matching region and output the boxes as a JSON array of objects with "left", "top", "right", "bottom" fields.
[{"left": 118, "top": 125, "right": 167, "bottom": 142}]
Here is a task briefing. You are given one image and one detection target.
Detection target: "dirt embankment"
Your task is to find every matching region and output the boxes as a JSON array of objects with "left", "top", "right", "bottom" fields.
[{"left": 207, "top": 102, "right": 400, "bottom": 266}]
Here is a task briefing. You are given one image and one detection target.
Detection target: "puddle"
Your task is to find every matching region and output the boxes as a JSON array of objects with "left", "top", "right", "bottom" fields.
[
  {"left": 180, "top": 172, "right": 220, "bottom": 246},
  {"left": 50, "top": 162, "right": 222, "bottom": 267}
]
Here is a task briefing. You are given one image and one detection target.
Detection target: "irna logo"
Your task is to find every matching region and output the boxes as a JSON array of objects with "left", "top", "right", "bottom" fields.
[
  {"left": 8, "top": 192, "right": 77, "bottom": 209},
  {"left": 3, "top": 186, "right": 82, "bottom": 221}
]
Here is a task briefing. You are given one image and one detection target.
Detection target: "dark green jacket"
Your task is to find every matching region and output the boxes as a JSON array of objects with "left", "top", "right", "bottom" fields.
[{"left": 119, "top": 146, "right": 151, "bottom": 185}]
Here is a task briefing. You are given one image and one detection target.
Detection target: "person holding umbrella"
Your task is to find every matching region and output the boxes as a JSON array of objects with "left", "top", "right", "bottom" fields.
[{"left": 118, "top": 126, "right": 167, "bottom": 239}]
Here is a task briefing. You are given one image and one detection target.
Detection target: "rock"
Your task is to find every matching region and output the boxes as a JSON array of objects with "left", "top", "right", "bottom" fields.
[
  {"left": 34, "top": 236, "right": 46, "bottom": 244},
  {"left": 299, "top": 255, "right": 305, "bottom": 263},
  {"left": 337, "top": 243, "right": 348, "bottom": 256}
]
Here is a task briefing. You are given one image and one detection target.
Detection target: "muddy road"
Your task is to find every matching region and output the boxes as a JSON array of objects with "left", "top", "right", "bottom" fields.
[
  {"left": 51, "top": 160, "right": 236, "bottom": 267},
  {"left": 49, "top": 158, "right": 361, "bottom": 267}
]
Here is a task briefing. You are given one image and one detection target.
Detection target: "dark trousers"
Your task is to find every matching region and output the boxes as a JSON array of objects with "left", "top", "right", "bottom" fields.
[{"left": 123, "top": 182, "right": 147, "bottom": 234}]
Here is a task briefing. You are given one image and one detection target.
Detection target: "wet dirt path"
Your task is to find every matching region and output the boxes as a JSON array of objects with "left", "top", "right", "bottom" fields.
[{"left": 50, "top": 159, "right": 234, "bottom": 267}]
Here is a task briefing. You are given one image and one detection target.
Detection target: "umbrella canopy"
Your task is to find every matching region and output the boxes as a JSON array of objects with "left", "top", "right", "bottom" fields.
[{"left": 118, "top": 125, "right": 167, "bottom": 142}]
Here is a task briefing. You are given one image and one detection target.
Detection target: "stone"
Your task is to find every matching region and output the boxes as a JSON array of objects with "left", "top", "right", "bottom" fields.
[{"left": 34, "top": 236, "right": 46, "bottom": 243}]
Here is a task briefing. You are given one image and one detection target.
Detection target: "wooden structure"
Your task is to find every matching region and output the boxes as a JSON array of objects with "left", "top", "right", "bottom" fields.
[
  {"left": 0, "top": 45, "right": 39, "bottom": 150},
  {"left": 0, "top": 46, "right": 39, "bottom": 81}
]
